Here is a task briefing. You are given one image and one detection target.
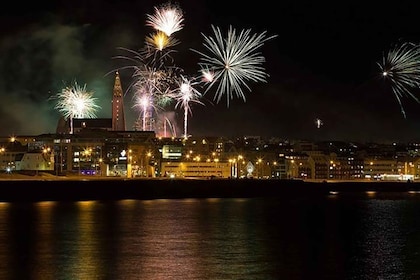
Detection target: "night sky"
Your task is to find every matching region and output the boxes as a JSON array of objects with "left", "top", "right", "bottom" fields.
[{"left": 1, "top": 1, "right": 420, "bottom": 142}]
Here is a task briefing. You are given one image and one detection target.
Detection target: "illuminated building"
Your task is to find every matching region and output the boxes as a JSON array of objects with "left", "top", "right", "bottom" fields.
[
  {"left": 111, "top": 71, "right": 126, "bottom": 131},
  {"left": 161, "top": 161, "right": 230, "bottom": 178}
]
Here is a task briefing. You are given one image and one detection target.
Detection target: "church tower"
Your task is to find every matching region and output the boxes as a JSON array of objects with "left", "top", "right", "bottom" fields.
[{"left": 111, "top": 71, "right": 126, "bottom": 131}]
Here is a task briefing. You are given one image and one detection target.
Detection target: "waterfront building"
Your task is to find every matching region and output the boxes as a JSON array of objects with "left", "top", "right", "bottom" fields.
[
  {"left": 285, "top": 152, "right": 313, "bottom": 179},
  {"left": 161, "top": 160, "right": 230, "bottom": 178},
  {"left": 363, "top": 157, "right": 399, "bottom": 179},
  {"left": 15, "top": 150, "right": 54, "bottom": 172},
  {"left": 1, "top": 133, "right": 420, "bottom": 181},
  {"left": 4, "top": 130, "right": 156, "bottom": 177},
  {"left": 4, "top": 100, "right": 420, "bottom": 181}
]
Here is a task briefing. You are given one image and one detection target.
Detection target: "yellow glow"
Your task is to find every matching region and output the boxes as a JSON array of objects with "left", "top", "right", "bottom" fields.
[
  {"left": 146, "top": 31, "right": 170, "bottom": 51},
  {"left": 366, "top": 191, "right": 376, "bottom": 196}
]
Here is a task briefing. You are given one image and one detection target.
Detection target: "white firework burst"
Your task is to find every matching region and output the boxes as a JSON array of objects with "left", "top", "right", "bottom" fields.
[
  {"left": 192, "top": 25, "right": 277, "bottom": 107},
  {"left": 53, "top": 81, "right": 100, "bottom": 134},
  {"left": 54, "top": 81, "right": 100, "bottom": 119},
  {"left": 146, "top": 2, "right": 184, "bottom": 37},
  {"left": 378, "top": 41, "right": 420, "bottom": 118}
]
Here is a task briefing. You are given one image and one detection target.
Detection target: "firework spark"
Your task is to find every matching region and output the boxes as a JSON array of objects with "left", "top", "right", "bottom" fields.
[
  {"left": 53, "top": 81, "right": 100, "bottom": 134},
  {"left": 131, "top": 76, "right": 162, "bottom": 131},
  {"left": 132, "top": 93, "right": 154, "bottom": 131},
  {"left": 160, "top": 112, "right": 177, "bottom": 138},
  {"left": 378, "top": 41, "right": 420, "bottom": 118},
  {"left": 201, "top": 68, "right": 215, "bottom": 83},
  {"left": 315, "top": 118, "right": 323, "bottom": 128},
  {"left": 130, "top": 64, "right": 181, "bottom": 131},
  {"left": 114, "top": 2, "right": 275, "bottom": 137},
  {"left": 113, "top": 47, "right": 180, "bottom": 132},
  {"left": 192, "top": 25, "right": 277, "bottom": 107},
  {"left": 172, "top": 75, "right": 204, "bottom": 138},
  {"left": 145, "top": 31, "right": 179, "bottom": 52},
  {"left": 146, "top": 2, "right": 184, "bottom": 37}
]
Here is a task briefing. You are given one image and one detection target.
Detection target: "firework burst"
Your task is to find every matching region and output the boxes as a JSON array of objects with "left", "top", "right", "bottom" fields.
[
  {"left": 131, "top": 68, "right": 164, "bottom": 131},
  {"left": 112, "top": 47, "right": 180, "bottom": 132},
  {"left": 145, "top": 31, "right": 179, "bottom": 52},
  {"left": 132, "top": 92, "right": 156, "bottom": 131},
  {"left": 146, "top": 2, "right": 184, "bottom": 37},
  {"left": 143, "top": 2, "right": 183, "bottom": 65},
  {"left": 378, "top": 41, "right": 420, "bottom": 118},
  {"left": 112, "top": 2, "right": 275, "bottom": 137},
  {"left": 192, "top": 25, "right": 277, "bottom": 107},
  {"left": 53, "top": 81, "right": 101, "bottom": 134},
  {"left": 172, "top": 75, "right": 204, "bottom": 138}
]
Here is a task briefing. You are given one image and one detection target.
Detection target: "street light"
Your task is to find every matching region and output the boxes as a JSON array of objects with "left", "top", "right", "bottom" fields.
[
  {"left": 214, "top": 158, "right": 219, "bottom": 177},
  {"left": 126, "top": 149, "right": 132, "bottom": 178},
  {"left": 272, "top": 161, "right": 277, "bottom": 178},
  {"left": 237, "top": 155, "right": 243, "bottom": 178},
  {"left": 98, "top": 158, "right": 103, "bottom": 176},
  {"left": 0, "top": 147, "right": 5, "bottom": 172},
  {"left": 258, "top": 158, "right": 262, "bottom": 178}
]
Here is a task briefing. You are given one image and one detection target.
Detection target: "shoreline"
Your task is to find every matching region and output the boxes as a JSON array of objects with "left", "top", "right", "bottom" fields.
[{"left": 0, "top": 174, "right": 419, "bottom": 202}]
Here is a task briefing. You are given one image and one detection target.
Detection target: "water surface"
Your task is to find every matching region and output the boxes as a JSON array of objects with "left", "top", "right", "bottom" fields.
[{"left": 1, "top": 191, "right": 420, "bottom": 279}]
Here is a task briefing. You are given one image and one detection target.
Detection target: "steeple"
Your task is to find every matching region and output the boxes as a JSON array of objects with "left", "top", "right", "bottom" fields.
[{"left": 111, "top": 71, "right": 126, "bottom": 131}]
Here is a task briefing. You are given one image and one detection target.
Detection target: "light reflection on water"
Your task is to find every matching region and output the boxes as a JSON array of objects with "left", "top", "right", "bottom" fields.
[{"left": 0, "top": 194, "right": 420, "bottom": 279}]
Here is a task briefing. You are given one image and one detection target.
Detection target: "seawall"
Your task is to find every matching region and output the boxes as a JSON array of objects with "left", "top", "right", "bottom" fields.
[{"left": 0, "top": 178, "right": 419, "bottom": 202}]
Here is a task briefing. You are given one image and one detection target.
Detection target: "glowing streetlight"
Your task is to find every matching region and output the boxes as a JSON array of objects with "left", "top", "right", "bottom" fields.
[
  {"left": 237, "top": 155, "right": 243, "bottom": 178},
  {"left": 127, "top": 149, "right": 133, "bottom": 178},
  {"left": 257, "top": 158, "right": 262, "bottom": 178},
  {"left": 229, "top": 159, "right": 233, "bottom": 178}
]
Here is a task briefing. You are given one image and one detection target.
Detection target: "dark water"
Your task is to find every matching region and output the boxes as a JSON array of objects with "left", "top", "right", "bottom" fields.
[{"left": 1, "top": 190, "right": 420, "bottom": 279}]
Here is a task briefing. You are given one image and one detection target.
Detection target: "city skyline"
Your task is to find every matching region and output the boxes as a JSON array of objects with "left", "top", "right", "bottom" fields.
[{"left": 1, "top": 1, "right": 420, "bottom": 142}]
